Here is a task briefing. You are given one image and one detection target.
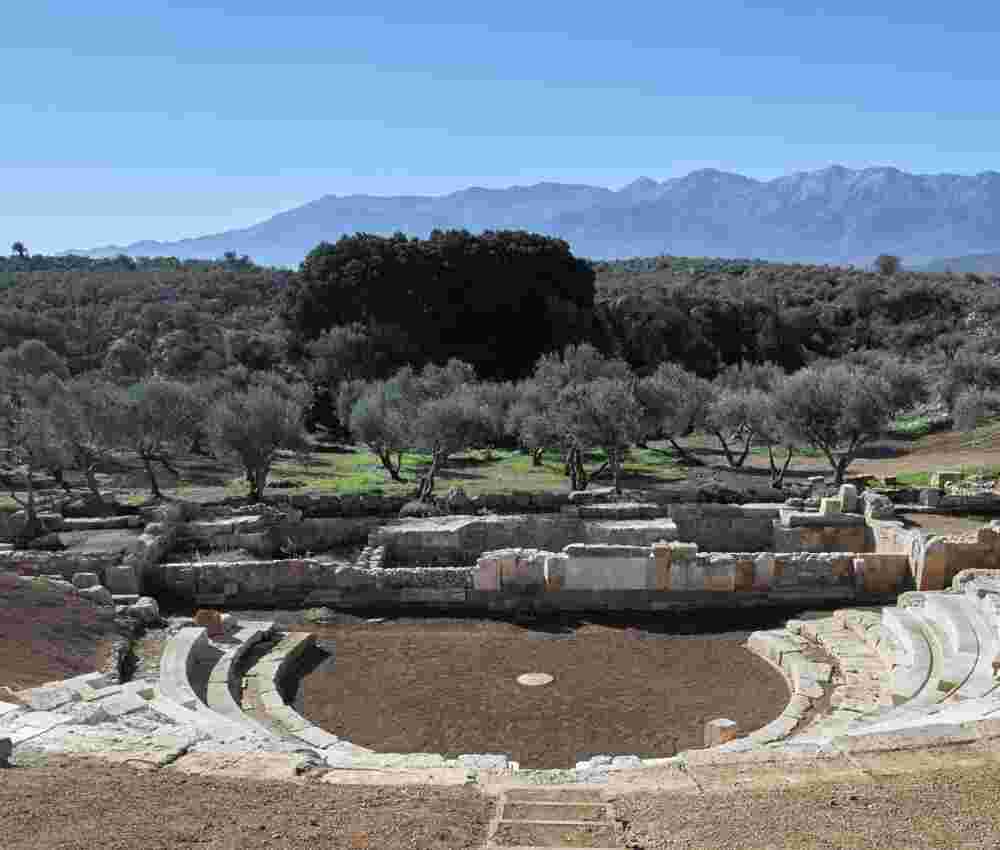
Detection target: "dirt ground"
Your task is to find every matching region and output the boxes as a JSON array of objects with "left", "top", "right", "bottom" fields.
[
  {"left": 0, "top": 574, "right": 118, "bottom": 691},
  {"left": 617, "top": 762, "right": 1000, "bottom": 850},
  {"left": 899, "top": 512, "right": 990, "bottom": 536},
  {"left": 294, "top": 619, "right": 788, "bottom": 768},
  {"left": 849, "top": 429, "right": 1000, "bottom": 478},
  {"left": 6, "top": 756, "right": 1000, "bottom": 850},
  {"left": 0, "top": 756, "right": 492, "bottom": 850}
]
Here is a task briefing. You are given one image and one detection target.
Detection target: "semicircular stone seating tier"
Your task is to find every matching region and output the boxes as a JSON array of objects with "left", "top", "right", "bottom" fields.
[{"left": 7, "top": 570, "right": 1000, "bottom": 781}]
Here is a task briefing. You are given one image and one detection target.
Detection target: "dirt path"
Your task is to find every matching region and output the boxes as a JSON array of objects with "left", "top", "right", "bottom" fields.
[{"left": 295, "top": 620, "right": 788, "bottom": 768}]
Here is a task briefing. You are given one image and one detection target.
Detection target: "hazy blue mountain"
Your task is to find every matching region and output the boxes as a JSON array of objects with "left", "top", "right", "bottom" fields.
[
  {"left": 67, "top": 166, "right": 1000, "bottom": 267},
  {"left": 920, "top": 253, "right": 1000, "bottom": 274}
]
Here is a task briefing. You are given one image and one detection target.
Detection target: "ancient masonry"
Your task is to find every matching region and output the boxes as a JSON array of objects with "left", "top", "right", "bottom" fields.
[{"left": 6, "top": 481, "right": 1000, "bottom": 830}]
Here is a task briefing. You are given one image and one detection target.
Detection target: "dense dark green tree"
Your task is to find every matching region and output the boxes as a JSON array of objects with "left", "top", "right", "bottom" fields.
[{"left": 286, "top": 230, "right": 598, "bottom": 381}]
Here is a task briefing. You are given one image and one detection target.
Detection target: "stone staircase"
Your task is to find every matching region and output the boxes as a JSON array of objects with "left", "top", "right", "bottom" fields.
[{"left": 486, "top": 787, "right": 621, "bottom": 850}]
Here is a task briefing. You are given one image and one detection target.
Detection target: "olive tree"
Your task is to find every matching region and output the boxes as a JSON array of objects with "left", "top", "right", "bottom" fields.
[
  {"left": 49, "top": 377, "right": 129, "bottom": 502},
  {"left": 556, "top": 377, "right": 644, "bottom": 492},
  {"left": 0, "top": 392, "right": 67, "bottom": 535},
  {"left": 207, "top": 384, "right": 308, "bottom": 501},
  {"left": 411, "top": 389, "right": 491, "bottom": 500},
  {"left": 776, "top": 360, "right": 924, "bottom": 484},
  {"left": 741, "top": 388, "right": 796, "bottom": 487},
  {"left": 636, "top": 363, "right": 713, "bottom": 464},
  {"left": 508, "top": 344, "right": 632, "bottom": 479},
  {"left": 349, "top": 371, "right": 418, "bottom": 482},
  {"left": 123, "top": 379, "right": 203, "bottom": 497}
]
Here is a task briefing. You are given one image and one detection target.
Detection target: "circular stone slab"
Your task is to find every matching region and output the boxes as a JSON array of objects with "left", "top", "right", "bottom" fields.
[{"left": 516, "top": 673, "right": 554, "bottom": 686}]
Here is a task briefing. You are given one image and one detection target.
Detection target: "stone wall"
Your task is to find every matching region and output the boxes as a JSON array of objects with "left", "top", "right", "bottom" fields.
[
  {"left": 279, "top": 491, "right": 571, "bottom": 517},
  {"left": 478, "top": 544, "right": 911, "bottom": 598},
  {"left": 910, "top": 523, "right": 1000, "bottom": 591},
  {"left": 0, "top": 550, "right": 120, "bottom": 582},
  {"left": 772, "top": 519, "right": 871, "bottom": 554},
  {"left": 151, "top": 543, "right": 912, "bottom": 610},
  {"left": 171, "top": 516, "right": 382, "bottom": 558},
  {"left": 918, "top": 489, "right": 1000, "bottom": 513},
  {"left": 369, "top": 514, "right": 679, "bottom": 566},
  {"left": 153, "top": 558, "right": 475, "bottom": 607},
  {"left": 667, "top": 504, "right": 780, "bottom": 551}
]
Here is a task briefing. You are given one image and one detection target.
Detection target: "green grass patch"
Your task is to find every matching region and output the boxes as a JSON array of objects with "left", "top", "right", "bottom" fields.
[
  {"left": 264, "top": 443, "right": 686, "bottom": 498},
  {"left": 893, "top": 470, "right": 932, "bottom": 487},
  {"left": 894, "top": 464, "right": 1000, "bottom": 489},
  {"left": 889, "top": 414, "right": 934, "bottom": 438}
]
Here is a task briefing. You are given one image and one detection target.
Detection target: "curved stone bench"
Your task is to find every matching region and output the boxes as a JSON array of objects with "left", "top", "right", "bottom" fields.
[
  {"left": 156, "top": 624, "right": 280, "bottom": 745},
  {"left": 923, "top": 595, "right": 992, "bottom": 698},
  {"left": 243, "top": 631, "right": 351, "bottom": 751},
  {"left": 204, "top": 622, "right": 279, "bottom": 739},
  {"left": 880, "top": 608, "right": 934, "bottom": 705},
  {"left": 159, "top": 627, "right": 210, "bottom": 710}
]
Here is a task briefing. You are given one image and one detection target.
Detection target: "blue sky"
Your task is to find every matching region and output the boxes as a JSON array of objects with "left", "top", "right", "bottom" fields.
[{"left": 4, "top": 0, "right": 1000, "bottom": 253}]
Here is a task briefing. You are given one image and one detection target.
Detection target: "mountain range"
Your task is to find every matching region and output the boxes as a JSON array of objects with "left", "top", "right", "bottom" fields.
[{"left": 68, "top": 165, "right": 1000, "bottom": 268}]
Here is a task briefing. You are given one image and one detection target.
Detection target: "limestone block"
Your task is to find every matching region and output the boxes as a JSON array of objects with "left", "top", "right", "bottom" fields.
[
  {"left": 752, "top": 553, "right": 775, "bottom": 591},
  {"left": 839, "top": 484, "right": 859, "bottom": 513},
  {"left": 665, "top": 541, "right": 698, "bottom": 591},
  {"left": 820, "top": 497, "right": 843, "bottom": 516},
  {"left": 863, "top": 492, "right": 896, "bottom": 521},
  {"left": 931, "top": 470, "right": 963, "bottom": 489},
  {"left": 77, "top": 584, "right": 113, "bottom": 606},
  {"left": 734, "top": 558, "right": 754, "bottom": 592},
  {"left": 100, "top": 690, "right": 149, "bottom": 718},
  {"left": 703, "top": 554, "right": 736, "bottom": 592},
  {"left": 71, "top": 572, "right": 100, "bottom": 589},
  {"left": 127, "top": 596, "right": 161, "bottom": 624},
  {"left": 919, "top": 488, "right": 943, "bottom": 508},
  {"left": 651, "top": 543, "right": 672, "bottom": 591},
  {"left": 915, "top": 538, "right": 952, "bottom": 591},
  {"left": 193, "top": 609, "right": 225, "bottom": 637},
  {"left": 333, "top": 564, "right": 376, "bottom": 591},
  {"left": 17, "top": 685, "right": 79, "bottom": 711},
  {"left": 105, "top": 564, "right": 140, "bottom": 595},
  {"left": 499, "top": 551, "right": 545, "bottom": 593},
  {"left": 543, "top": 554, "right": 567, "bottom": 591}
]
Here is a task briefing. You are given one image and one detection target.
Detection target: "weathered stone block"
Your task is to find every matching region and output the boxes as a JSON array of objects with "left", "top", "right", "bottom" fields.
[
  {"left": 498, "top": 551, "right": 545, "bottom": 593},
  {"left": 193, "top": 609, "right": 225, "bottom": 637},
  {"left": 71, "top": 572, "right": 100, "bottom": 589},
  {"left": 820, "top": 497, "right": 843, "bottom": 516},
  {"left": 916, "top": 538, "right": 951, "bottom": 591},
  {"left": 105, "top": 564, "right": 140, "bottom": 595},
  {"left": 651, "top": 543, "right": 672, "bottom": 591},
  {"left": 475, "top": 557, "right": 500, "bottom": 591},
  {"left": 931, "top": 470, "right": 963, "bottom": 489},
  {"left": 838, "top": 484, "right": 859, "bottom": 513},
  {"left": 734, "top": 559, "right": 754, "bottom": 592},
  {"left": 704, "top": 718, "right": 740, "bottom": 747},
  {"left": 543, "top": 554, "right": 567, "bottom": 591},
  {"left": 77, "top": 584, "right": 113, "bottom": 606},
  {"left": 919, "top": 488, "right": 943, "bottom": 508}
]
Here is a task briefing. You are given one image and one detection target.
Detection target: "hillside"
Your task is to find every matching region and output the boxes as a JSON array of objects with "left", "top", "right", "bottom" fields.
[
  {"left": 3, "top": 250, "right": 997, "bottom": 384},
  {"left": 64, "top": 165, "right": 1000, "bottom": 268}
]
